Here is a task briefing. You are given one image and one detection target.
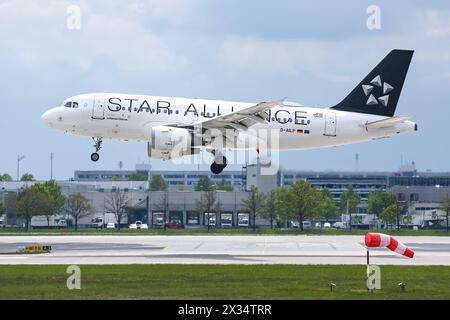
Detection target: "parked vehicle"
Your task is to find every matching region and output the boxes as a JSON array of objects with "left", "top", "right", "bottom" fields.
[
  {"left": 106, "top": 222, "right": 116, "bottom": 229},
  {"left": 221, "top": 214, "right": 233, "bottom": 228},
  {"left": 154, "top": 217, "right": 164, "bottom": 228},
  {"left": 165, "top": 221, "right": 182, "bottom": 229},
  {"left": 333, "top": 221, "right": 347, "bottom": 229},
  {"left": 204, "top": 213, "right": 216, "bottom": 227},
  {"left": 129, "top": 221, "right": 148, "bottom": 229},
  {"left": 290, "top": 221, "right": 300, "bottom": 228},
  {"left": 30, "top": 216, "right": 67, "bottom": 229},
  {"left": 323, "top": 222, "right": 331, "bottom": 228},
  {"left": 237, "top": 213, "right": 250, "bottom": 227},
  {"left": 91, "top": 217, "right": 103, "bottom": 229}
]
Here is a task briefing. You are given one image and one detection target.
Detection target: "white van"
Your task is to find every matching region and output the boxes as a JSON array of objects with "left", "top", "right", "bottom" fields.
[{"left": 333, "top": 221, "right": 346, "bottom": 229}]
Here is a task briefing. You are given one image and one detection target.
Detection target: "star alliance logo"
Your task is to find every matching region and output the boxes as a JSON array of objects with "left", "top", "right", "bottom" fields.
[{"left": 362, "top": 75, "right": 394, "bottom": 107}]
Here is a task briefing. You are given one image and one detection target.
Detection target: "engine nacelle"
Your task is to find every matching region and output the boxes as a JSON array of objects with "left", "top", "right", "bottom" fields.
[{"left": 147, "top": 126, "right": 197, "bottom": 160}]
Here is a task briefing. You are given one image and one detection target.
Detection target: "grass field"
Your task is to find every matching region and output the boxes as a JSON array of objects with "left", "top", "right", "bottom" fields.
[
  {"left": 0, "top": 264, "right": 449, "bottom": 299},
  {"left": 0, "top": 227, "right": 449, "bottom": 236}
]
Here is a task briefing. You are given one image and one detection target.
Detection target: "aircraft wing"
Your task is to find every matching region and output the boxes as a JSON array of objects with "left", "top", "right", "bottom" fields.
[
  {"left": 174, "top": 100, "right": 281, "bottom": 131},
  {"left": 364, "top": 116, "right": 411, "bottom": 129}
]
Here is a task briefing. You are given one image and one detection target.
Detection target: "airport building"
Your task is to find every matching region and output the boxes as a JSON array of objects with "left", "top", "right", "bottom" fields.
[{"left": 1, "top": 162, "right": 450, "bottom": 229}]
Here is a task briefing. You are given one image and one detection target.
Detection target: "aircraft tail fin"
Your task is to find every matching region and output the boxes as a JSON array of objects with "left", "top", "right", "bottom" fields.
[{"left": 331, "top": 49, "right": 414, "bottom": 117}]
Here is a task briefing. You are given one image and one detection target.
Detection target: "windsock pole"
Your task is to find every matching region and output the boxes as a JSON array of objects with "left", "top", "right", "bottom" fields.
[{"left": 366, "top": 247, "right": 371, "bottom": 292}]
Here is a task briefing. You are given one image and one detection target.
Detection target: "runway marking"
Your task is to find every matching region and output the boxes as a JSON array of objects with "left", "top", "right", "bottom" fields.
[
  {"left": 328, "top": 243, "right": 337, "bottom": 250},
  {"left": 356, "top": 242, "right": 367, "bottom": 251},
  {"left": 262, "top": 239, "right": 267, "bottom": 255},
  {"left": 194, "top": 242, "right": 204, "bottom": 250}
]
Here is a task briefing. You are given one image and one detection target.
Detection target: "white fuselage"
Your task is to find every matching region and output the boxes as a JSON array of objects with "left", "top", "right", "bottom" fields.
[{"left": 41, "top": 93, "right": 416, "bottom": 153}]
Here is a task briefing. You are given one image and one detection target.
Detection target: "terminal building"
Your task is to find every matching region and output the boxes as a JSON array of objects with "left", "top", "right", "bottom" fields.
[{"left": 1, "top": 162, "right": 450, "bottom": 229}]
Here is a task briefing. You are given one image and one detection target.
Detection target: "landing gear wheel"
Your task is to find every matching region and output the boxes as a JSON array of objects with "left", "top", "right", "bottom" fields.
[
  {"left": 210, "top": 155, "right": 227, "bottom": 174},
  {"left": 210, "top": 162, "right": 223, "bottom": 174},
  {"left": 91, "top": 137, "right": 103, "bottom": 162},
  {"left": 90, "top": 152, "right": 100, "bottom": 162}
]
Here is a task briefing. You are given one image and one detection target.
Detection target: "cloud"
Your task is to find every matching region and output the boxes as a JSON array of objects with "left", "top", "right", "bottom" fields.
[
  {"left": 217, "top": 36, "right": 393, "bottom": 82},
  {"left": 216, "top": 8, "right": 450, "bottom": 83},
  {"left": 420, "top": 9, "right": 450, "bottom": 39},
  {"left": 0, "top": 0, "right": 187, "bottom": 72}
]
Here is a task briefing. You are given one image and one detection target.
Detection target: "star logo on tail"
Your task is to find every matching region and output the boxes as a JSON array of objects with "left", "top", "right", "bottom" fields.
[{"left": 362, "top": 75, "right": 394, "bottom": 107}]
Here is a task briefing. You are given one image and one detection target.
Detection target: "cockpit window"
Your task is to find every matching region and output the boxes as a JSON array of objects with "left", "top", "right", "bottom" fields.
[{"left": 63, "top": 101, "right": 79, "bottom": 108}]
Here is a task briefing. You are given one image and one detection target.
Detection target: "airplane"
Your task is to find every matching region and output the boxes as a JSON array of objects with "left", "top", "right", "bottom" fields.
[{"left": 41, "top": 49, "right": 417, "bottom": 174}]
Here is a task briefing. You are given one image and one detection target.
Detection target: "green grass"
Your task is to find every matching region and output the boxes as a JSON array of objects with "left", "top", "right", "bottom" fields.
[
  {"left": 0, "top": 264, "right": 449, "bottom": 299},
  {"left": 0, "top": 227, "right": 449, "bottom": 236}
]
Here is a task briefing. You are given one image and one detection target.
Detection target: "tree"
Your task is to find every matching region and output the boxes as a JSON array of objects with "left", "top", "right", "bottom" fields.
[
  {"left": 241, "top": 186, "right": 264, "bottom": 231},
  {"left": 368, "top": 191, "right": 396, "bottom": 218},
  {"left": 381, "top": 203, "right": 399, "bottom": 227},
  {"left": 129, "top": 172, "right": 146, "bottom": 181},
  {"left": 318, "top": 188, "right": 339, "bottom": 222},
  {"left": 196, "top": 189, "right": 218, "bottom": 231},
  {"left": 340, "top": 185, "right": 360, "bottom": 230},
  {"left": 216, "top": 178, "right": 234, "bottom": 192},
  {"left": 289, "top": 180, "right": 321, "bottom": 231},
  {"left": 150, "top": 175, "right": 168, "bottom": 191},
  {"left": 0, "top": 173, "right": 12, "bottom": 181},
  {"left": 155, "top": 191, "right": 169, "bottom": 230},
  {"left": 275, "top": 187, "right": 295, "bottom": 228},
  {"left": 440, "top": 195, "right": 450, "bottom": 233},
  {"left": 15, "top": 186, "right": 50, "bottom": 230},
  {"left": 66, "top": 193, "right": 92, "bottom": 231},
  {"left": 105, "top": 189, "right": 130, "bottom": 231},
  {"left": 195, "top": 176, "right": 215, "bottom": 191},
  {"left": 0, "top": 202, "right": 5, "bottom": 216},
  {"left": 215, "top": 198, "right": 223, "bottom": 228},
  {"left": 20, "top": 173, "right": 35, "bottom": 181},
  {"left": 33, "top": 180, "right": 66, "bottom": 227},
  {"left": 261, "top": 190, "right": 277, "bottom": 229}
]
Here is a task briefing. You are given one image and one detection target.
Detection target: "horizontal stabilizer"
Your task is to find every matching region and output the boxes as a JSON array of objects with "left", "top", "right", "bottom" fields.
[{"left": 364, "top": 116, "right": 411, "bottom": 129}]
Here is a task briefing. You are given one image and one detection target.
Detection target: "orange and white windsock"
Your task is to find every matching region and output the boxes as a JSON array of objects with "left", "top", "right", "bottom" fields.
[{"left": 365, "top": 233, "right": 414, "bottom": 258}]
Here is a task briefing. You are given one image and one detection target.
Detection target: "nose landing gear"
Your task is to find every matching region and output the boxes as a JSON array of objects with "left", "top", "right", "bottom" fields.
[
  {"left": 90, "top": 137, "right": 103, "bottom": 162},
  {"left": 210, "top": 152, "right": 227, "bottom": 174}
]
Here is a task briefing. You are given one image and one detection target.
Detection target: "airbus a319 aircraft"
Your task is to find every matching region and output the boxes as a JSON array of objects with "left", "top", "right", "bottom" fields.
[{"left": 42, "top": 49, "right": 417, "bottom": 174}]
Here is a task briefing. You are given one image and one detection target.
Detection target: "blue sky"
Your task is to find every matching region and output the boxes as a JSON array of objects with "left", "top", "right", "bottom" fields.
[{"left": 1, "top": 0, "right": 449, "bottom": 180}]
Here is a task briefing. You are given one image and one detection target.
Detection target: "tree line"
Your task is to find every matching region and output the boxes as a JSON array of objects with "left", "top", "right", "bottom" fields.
[{"left": 2, "top": 176, "right": 450, "bottom": 232}]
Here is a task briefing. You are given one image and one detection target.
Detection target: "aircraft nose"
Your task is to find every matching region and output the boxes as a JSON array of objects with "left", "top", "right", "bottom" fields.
[
  {"left": 41, "top": 108, "right": 59, "bottom": 127},
  {"left": 41, "top": 110, "right": 51, "bottom": 126}
]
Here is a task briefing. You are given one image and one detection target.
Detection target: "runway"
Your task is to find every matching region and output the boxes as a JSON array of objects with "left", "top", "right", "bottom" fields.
[{"left": 0, "top": 235, "right": 449, "bottom": 265}]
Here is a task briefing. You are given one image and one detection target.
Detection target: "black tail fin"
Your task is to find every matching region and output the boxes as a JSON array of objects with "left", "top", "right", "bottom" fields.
[{"left": 331, "top": 49, "right": 414, "bottom": 117}]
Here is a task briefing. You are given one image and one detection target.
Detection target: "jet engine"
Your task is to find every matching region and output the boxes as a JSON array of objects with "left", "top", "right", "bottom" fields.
[{"left": 147, "top": 126, "right": 198, "bottom": 160}]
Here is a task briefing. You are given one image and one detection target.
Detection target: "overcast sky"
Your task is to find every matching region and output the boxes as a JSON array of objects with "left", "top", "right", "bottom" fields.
[{"left": 1, "top": 0, "right": 450, "bottom": 180}]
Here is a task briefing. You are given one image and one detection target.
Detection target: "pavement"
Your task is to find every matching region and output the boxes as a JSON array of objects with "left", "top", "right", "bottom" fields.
[{"left": 0, "top": 235, "right": 449, "bottom": 265}]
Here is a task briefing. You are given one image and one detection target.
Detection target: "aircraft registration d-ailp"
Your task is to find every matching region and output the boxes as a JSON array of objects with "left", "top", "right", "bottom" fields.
[{"left": 42, "top": 49, "right": 417, "bottom": 174}]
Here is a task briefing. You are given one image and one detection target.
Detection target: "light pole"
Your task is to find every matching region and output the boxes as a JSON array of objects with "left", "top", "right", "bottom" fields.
[
  {"left": 16, "top": 155, "right": 25, "bottom": 181},
  {"left": 50, "top": 152, "right": 54, "bottom": 180}
]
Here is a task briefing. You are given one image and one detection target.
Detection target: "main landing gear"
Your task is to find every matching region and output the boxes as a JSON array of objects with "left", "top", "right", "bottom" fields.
[
  {"left": 90, "top": 137, "right": 103, "bottom": 162},
  {"left": 210, "top": 151, "right": 227, "bottom": 174}
]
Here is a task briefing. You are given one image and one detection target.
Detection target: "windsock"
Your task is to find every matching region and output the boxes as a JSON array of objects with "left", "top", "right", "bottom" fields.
[{"left": 365, "top": 233, "right": 414, "bottom": 258}]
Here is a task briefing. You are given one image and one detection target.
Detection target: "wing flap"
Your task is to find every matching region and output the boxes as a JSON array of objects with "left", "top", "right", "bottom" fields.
[{"left": 192, "top": 100, "right": 280, "bottom": 130}]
